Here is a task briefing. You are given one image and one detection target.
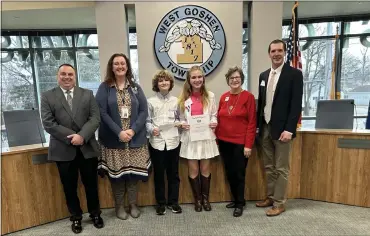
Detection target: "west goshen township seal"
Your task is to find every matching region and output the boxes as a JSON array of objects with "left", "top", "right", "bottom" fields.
[{"left": 154, "top": 5, "right": 226, "bottom": 80}]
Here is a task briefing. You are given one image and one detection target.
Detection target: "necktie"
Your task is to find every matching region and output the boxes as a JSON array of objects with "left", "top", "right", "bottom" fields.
[
  {"left": 66, "top": 90, "right": 73, "bottom": 110},
  {"left": 264, "top": 70, "right": 276, "bottom": 124}
]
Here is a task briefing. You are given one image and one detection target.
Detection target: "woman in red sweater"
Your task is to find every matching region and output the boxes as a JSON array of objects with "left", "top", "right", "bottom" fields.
[{"left": 215, "top": 66, "right": 257, "bottom": 217}]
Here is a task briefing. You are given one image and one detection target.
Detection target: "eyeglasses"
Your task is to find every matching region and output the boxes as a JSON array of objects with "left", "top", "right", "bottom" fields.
[{"left": 229, "top": 76, "right": 241, "bottom": 81}]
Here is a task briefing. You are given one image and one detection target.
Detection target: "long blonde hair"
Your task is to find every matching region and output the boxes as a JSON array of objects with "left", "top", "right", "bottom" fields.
[{"left": 178, "top": 66, "right": 209, "bottom": 112}]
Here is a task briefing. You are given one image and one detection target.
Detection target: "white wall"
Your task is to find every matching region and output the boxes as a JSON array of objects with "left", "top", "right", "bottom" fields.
[
  {"left": 95, "top": 2, "right": 129, "bottom": 81},
  {"left": 2, "top": 1, "right": 95, "bottom": 11},
  {"left": 248, "top": 1, "right": 283, "bottom": 96},
  {"left": 135, "top": 2, "right": 243, "bottom": 102}
]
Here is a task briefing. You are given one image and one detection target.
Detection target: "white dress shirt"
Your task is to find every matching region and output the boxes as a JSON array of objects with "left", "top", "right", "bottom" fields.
[
  {"left": 267, "top": 62, "right": 284, "bottom": 101},
  {"left": 60, "top": 86, "right": 74, "bottom": 100},
  {"left": 146, "top": 92, "right": 180, "bottom": 151}
]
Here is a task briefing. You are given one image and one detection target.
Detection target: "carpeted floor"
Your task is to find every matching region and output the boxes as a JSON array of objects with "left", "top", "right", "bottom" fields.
[{"left": 6, "top": 199, "right": 370, "bottom": 236}]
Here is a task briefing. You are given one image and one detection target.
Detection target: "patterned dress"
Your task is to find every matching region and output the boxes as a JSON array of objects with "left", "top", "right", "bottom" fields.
[{"left": 99, "top": 86, "right": 150, "bottom": 181}]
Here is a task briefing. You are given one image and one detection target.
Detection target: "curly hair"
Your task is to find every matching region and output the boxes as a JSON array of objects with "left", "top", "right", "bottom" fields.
[
  {"left": 225, "top": 66, "right": 245, "bottom": 85},
  {"left": 152, "top": 70, "right": 175, "bottom": 92}
]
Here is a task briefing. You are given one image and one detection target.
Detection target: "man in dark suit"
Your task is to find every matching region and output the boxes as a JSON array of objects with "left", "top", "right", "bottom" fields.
[
  {"left": 41, "top": 64, "right": 104, "bottom": 233},
  {"left": 255, "top": 39, "right": 303, "bottom": 216}
]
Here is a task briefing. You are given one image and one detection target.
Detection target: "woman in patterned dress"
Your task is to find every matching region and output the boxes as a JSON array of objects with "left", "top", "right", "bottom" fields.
[
  {"left": 95, "top": 53, "right": 150, "bottom": 220},
  {"left": 178, "top": 65, "right": 219, "bottom": 212}
]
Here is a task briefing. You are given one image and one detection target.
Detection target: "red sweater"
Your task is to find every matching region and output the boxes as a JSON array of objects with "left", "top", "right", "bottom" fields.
[{"left": 216, "top": 90, "right": 257, "bottom": 149}]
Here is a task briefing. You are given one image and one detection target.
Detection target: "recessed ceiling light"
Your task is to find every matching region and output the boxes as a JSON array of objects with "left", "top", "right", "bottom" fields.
[{"left": 13, "top": 16, "right": 20, "bottom": 19}]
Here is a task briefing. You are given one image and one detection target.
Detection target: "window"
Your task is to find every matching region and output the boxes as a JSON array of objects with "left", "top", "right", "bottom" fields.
[
  {"left": 130, "top": 48, "right": 139, "bottom": 83},
  {"left": 1, "top": 31, "right": 100, "bottom": 149},
  {"left": 300, "top": 38, "right": 335, "bottom": 116},
  {"left": 76, "top": 49, "right": 100, "bottom": 95},
  {"left": 283, "top": 17, "right": 370, "bottom": 128},
  {"left": 283, "top": 22, "right": 340, "bottom": 117},
  {"left": 32, "top": 36, "right": 73, "bottom": 48},
  {"left": 242, "top": 27, "right": 248, "bottom": 90},
  {"left": 341, "top": 20, "right": 370, "bottom": 117},
  {"left": 1, "top": 38, "right": 36, "bottom": 149},
  {"left": 129, "top": 32, "right": 139, "bottom": 83},
  {"left": 1, "top": 51, "right": 36, "bottom": 111}
]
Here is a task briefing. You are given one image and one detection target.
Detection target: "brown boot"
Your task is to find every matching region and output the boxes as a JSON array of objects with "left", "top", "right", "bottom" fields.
[
  {"left": 266, "top": 205, "right": 286, "bottom": 216},
  {"left": 200, "top": 174, "right": 212, "bottom": 211},
  {"left": 256, "top": 198, "right": 274, "bottom": 207},
  {"left": 188, "top": 175, "right": 202, "bottom": 212}
]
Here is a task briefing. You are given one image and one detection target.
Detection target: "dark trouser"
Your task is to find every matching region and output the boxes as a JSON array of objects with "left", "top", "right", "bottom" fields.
[
  {"left": 218, "top": 139, "right": 248, "bottom": 208},
  {"left": 56, "top": 149, "right": 101, "bottom": 221},
  {"left": 149, "top": 143, "right": 180, "bottom": 206}
]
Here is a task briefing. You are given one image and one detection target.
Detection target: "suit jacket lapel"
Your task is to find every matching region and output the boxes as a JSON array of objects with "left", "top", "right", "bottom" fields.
[
  {"left": 56, "top": 87, "right": 73, "bottom": 118},
  {"left": 72, "top": 87, "right": 82, "bottom": 118}
]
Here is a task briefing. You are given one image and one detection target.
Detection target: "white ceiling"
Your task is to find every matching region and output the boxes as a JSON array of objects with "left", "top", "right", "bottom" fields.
[{"left": 1, "top": 2, "right": 370, "bottom": 30}]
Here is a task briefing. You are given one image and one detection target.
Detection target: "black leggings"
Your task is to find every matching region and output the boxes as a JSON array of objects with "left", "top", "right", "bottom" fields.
[{"left": 218, "top": 139, "right": 248, "bottom": 208}]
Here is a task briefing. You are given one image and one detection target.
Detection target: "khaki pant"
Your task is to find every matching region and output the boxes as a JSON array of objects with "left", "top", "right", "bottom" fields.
[{"left": 260, "top": 122, "right": 292, "bottom": 206}]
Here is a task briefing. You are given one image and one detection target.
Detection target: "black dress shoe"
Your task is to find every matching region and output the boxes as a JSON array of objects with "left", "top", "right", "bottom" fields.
[
  {"left": 226, "top": 202, "right": 236, "bottom": 208},
  {"left": 71, "top": 220, "right": 82, "bottom": 234},
  {"left": 91, "top": 216, "right": 104, "bottom": 229},
  {"left": 156, "top": 205, "right": 166, "bottom": 215},
  {"left": 233, "top": 207, "right": 243, "bottom": 217}
]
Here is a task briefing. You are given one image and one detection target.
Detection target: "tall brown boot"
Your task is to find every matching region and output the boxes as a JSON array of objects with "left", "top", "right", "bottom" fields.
[
  {"left": 201, "top": 174, "right": 212, "bottom": 211},
  {"left": 188, "top": 175, "right": 202, "bottom": 212}
]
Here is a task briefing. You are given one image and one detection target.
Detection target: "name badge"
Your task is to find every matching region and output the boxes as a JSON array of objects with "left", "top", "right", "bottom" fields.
[
  {"left": 260, "top": 80, "right": 266, "bottom": 87},
  {"left": 120, "top": 106, "right": 129, "bottom": 118},
  {"left": 184, "top": 99, "right": 192, "bottom": 107},
  {"left": 225, "top": 96, "right": 229, "bottom": 101}
]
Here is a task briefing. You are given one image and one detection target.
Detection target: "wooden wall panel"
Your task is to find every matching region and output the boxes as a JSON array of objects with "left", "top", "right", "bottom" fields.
[
  {"left": 3, "top": 130, "right": 370, "bottom": 234},
  {"left": 300, "top": 134, "right": 370, "bottom": 207},
  {"left": 1, "top": 150, "right": 69, "bottom": 234},
  {"left": 1, "top": 148, "right": 268, "bottom": 234},
  {"left": 287, "top": 133, "right": 302, "bottom": 198}
]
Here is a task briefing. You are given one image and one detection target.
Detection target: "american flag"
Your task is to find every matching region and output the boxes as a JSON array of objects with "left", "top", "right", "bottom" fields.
[
  {"left": 286, "top": 1, "right": 303, "bottom": 128},
  {"left": 286, "top": 2, "right": 302, "bottom": 71}
]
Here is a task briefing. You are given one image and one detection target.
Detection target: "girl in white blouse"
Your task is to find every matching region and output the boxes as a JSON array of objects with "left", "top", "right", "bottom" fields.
[{"left": 178, "top": 65, "right": 219, "bottom": 212}]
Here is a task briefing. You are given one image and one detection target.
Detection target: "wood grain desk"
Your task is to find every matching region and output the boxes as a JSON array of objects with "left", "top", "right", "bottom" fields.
[{"left": 2, "top": 129, "right": 370, "bottom": 234}]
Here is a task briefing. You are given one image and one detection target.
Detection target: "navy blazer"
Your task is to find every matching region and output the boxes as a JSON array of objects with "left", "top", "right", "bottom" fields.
[
  {"left": 256, "top": 63, "right": 303, "bottom": 140},
  {"left": 95, "top": 81, "right": 148, "bottom": 149}
]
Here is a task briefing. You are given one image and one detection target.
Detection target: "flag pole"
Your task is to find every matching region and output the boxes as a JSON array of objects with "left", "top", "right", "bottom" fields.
[
  {"left": 292, "top": 1, "right": 299, "bottom": 68},
  {"left": 330, "top": 25, "right": 339, "bottom": 100},
  {"left": 292, "top": 1, "right": 302, "bottom": 129}
]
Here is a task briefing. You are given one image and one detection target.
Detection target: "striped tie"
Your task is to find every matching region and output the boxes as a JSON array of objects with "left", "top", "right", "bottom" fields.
[{"left": 66, "top": 90, "right": 73, "bottom": 110}]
